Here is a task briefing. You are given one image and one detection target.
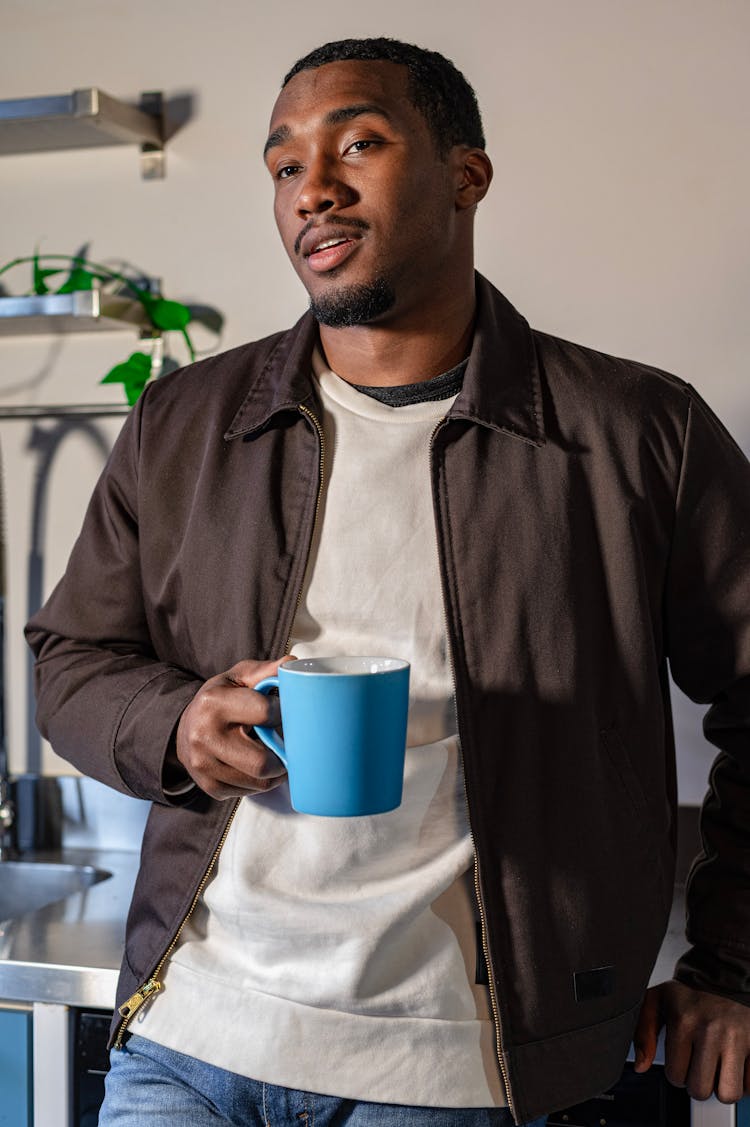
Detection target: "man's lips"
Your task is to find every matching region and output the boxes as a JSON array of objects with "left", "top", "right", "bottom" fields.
[
  {"left": 305, "top": 237, "right": 360, "bottom": 273},
  {"left": 294, "top": 217, "right": 369, "bottom": 260}
]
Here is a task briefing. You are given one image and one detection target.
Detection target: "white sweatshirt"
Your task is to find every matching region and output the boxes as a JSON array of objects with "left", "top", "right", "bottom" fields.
[{"left": 134, "top": 358, "right": 505, "bottom": 1108}]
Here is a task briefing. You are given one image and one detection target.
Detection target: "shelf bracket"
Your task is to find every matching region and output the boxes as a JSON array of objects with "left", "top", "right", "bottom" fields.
[
  {"left": 139, "top": 91, "right": 165, "bottom": 180},
  {"left": 0, "top": 87, "right": 168, "bottom": 177}
]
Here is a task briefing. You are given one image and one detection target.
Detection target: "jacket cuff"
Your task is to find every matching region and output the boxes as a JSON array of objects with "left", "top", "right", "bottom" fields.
[
  {"left": 160, "top": 722, "right": 199, "bottom": 804},
  {"left": 674, "top": 944, "right": 750, "bottom": 1007},
  {"left": 113, "top": 670, "right": 201, "bottom": 802}
]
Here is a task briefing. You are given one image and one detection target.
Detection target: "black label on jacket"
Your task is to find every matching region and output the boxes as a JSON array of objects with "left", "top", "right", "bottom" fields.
[{"left": 574, "top": 965, "right": 616, "bottom": 1001}]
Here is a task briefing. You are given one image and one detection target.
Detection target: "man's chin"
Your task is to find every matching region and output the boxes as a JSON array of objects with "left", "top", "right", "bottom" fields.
[{"left": 309, "top": 278, "right": 395, "bottom": 328}]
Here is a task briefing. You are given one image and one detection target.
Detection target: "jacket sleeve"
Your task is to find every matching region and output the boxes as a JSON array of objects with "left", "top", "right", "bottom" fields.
[
  {"left": 665, "top": 386, "right": 750, "bottom": 1003},
  {"left": 24, "top": 392, "right": 201, "bottom": 805}
]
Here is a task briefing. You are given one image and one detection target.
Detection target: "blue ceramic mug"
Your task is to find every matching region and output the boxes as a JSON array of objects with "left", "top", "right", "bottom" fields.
[{"left": 253, "top": 656, "right": 410, "bottom": 816}]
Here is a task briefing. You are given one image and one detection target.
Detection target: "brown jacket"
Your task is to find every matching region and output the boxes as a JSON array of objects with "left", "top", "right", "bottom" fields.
[{"left": 26, "top": 275, "right": 750, "bottom": 1123}]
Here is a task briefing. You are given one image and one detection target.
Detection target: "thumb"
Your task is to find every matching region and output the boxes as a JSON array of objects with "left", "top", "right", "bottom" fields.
[{"left": 633, "top": 985, "right": 663, "bottom": 1073}]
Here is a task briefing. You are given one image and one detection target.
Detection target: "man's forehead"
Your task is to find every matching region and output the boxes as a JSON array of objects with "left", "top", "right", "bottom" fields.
[{"left": 267, "top": 58, "right": 412, "bottom": 135}]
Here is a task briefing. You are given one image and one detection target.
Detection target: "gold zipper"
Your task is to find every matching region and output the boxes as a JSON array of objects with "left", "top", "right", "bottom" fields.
[
  {"left": 115, "top": 404, "right": 326, "bottom": 1050},
  {"left": 284, "top": 404, "right": 326, "bottom": 654},
  {"left": 430, "top": 418, "right": 517, "bottom": 1120},
  {"left": 114, "top": 799, "right": 241, "bottom": 1048},
  {"left": 471, "top": 849, "right": 516, "bottom": 1118}
]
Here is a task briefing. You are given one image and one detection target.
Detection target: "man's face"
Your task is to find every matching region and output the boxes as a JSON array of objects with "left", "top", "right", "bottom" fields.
[{"left": 264, "top": 60, "right": 463, "bottom": 328}]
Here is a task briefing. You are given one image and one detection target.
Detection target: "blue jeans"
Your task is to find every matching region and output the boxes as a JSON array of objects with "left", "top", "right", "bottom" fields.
[{"left": 98, "top": 1035, "right": 548, "bottom": 1126}]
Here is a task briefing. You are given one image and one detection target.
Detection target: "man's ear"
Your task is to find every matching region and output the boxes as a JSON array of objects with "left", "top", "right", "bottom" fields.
[{"left": 454, "top": 148, "right": 493, "bottom": 211}]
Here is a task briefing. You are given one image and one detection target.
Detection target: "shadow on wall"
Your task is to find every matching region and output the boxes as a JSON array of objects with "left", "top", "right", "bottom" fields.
[
  {"left": 24, "top": 417, "right": 111, "bottom": 774},
  {"left": 18, "top": 417, "right": 151, "bottom": 850}
]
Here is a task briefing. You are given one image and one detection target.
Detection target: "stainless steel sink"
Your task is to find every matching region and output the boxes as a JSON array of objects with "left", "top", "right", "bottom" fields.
[{"left": 0, "top": 860, "right": 111, "bottom": 921}]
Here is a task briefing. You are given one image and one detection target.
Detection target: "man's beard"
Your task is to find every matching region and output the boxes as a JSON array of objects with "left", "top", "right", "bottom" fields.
[{"left": 309, "top": 278, "right": 395, "bottom": 328}]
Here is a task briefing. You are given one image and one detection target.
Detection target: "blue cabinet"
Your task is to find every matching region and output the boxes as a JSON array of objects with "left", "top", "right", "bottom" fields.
[{"left": 0, "top": 1008, "right": 32, "bottom": 1126}]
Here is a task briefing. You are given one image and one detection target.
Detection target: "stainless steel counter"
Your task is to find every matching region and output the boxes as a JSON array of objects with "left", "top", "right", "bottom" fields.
[{"left": 0, "top": 847, "right": 139, "bottom": 1009}]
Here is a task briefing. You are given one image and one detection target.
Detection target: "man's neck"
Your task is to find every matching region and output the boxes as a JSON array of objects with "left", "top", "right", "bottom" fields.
[{"left": 317, "top": 287, "right": 476, "bottom": 388}]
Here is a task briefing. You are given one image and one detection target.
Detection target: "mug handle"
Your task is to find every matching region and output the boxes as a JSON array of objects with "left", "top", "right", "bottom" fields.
[{"left": 252, "top": 677, "right": 288, "bottom": 767}]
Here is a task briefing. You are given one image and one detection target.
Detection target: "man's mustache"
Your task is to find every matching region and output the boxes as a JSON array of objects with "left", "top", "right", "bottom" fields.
[{"left": 294, "top": 216, "right": 370, "bottom": 257}]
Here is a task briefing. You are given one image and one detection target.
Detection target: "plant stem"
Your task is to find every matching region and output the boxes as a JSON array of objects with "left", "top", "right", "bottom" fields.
[{"left": 181, "top": 327, "right": 196, "bottom": 362}]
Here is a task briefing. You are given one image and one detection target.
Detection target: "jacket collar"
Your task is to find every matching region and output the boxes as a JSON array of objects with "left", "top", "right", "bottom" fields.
[
  {"left": 451, "top": 273, "right": 545, "bottom": 447},
  {"left": 224, "top": 311, "right": 320, "bottom": 439},
  {"left": 225, "top": 272, "right": 545, "bottom": 447}
]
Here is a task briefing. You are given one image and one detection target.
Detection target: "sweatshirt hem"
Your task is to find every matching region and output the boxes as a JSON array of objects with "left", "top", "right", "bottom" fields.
[{"left": 134, "top": 963, "right": 507, "bottom": 1108}]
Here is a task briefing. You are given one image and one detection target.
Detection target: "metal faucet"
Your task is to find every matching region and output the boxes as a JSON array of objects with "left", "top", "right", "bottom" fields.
[{"left": 0, "top": 779, "right": 13, "bottom": 860}]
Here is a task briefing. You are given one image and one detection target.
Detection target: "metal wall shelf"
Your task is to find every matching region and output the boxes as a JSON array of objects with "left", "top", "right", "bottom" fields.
[
  {"left": 0, "top": 89, "right": 165, "bottom": 178},
  {"left": 0, "top": 404, "right": 130, "bottom": 419},
  {"left": 0, "top": 291, "right": 154, "bottom": 336}
]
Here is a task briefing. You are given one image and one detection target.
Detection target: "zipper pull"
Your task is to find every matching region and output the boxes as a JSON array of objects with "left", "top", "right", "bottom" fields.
[{"left": 118, "top": 977, "right": 163, "bottom": 1020}]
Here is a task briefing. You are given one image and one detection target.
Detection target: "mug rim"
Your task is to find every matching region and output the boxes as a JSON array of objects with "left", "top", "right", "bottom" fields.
[{"left": 281, "top": 656, "right": 409, "bottom": 677}]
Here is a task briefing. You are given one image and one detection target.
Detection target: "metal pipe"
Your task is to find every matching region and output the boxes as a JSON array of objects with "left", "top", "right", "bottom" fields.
[{"left": 0, "top": 437, "right": 14, "bottom": 858}]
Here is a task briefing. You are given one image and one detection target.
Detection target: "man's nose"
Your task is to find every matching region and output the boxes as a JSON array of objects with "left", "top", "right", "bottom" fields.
[{"left": 294, "top": 158, "right": 356, "bottom": 217}]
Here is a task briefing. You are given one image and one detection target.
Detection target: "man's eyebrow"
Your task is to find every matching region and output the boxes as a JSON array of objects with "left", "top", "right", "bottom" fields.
[
  {"left": 263, "top": 104, "right": 391, "bottom": 159},
  {"left": 263, "top": 124, "right": 291, "bottom": 159},
  {"left": 323, "top": 103, "right": 392, "bottom": 127}
]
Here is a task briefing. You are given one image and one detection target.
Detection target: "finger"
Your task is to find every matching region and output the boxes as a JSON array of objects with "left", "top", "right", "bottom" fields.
[
  {"left": 223, "top": 655, "right": 295, "bottom": 689},
  {"left": 248, "top": 692, "right": 282, "bottom": 731},
  {"left": 684, "top": 1035, "right": 721, "bottom": 1102},
  {"left": 198, "top": 767, "right": 286, "bottom": 802},
  {"left": 664, "top": 1013, "right": 694, "bottom": 1089},
  {"left": 633, "top": 988, "right": 662, "bottom": 1072},
  {"left": 191, "top": 679, "right": 282, "bottom": 732},
  {"left": 715, "top": 1044, "right": 748, "bottom": 1105},
  {"left": 179, "top": 725, "right": 286, "bottom": 795},
  {"left": 186, "top": 740, "right": 287, "bottom": 800},
  {"left": 226, "top": 729, "right": 288, "bottom": 779},
  {"left": 204, "top": 726, "right": 287, "bottom": 780}
]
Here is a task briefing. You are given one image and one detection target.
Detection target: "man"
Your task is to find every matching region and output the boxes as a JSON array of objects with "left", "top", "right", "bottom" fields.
[{"left": 26, "top": 37, "right": 750, "bottom": 1127}]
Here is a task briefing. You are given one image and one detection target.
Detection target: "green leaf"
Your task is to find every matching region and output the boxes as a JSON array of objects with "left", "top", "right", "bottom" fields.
[
  {"left": 101, "top": 351, "right": 152, "bottom": 404},
  {"left": 58, "top": 244, "right": 95, "bottom": 292},
  {"left": 147, "top": 298, "right": 192, "bottom": 332},
  {"left": 57, "top": 265, "right": 96, "bottom": 294},
  {"left": 32, "top": 254, "right": 62, "bottom": 295}
]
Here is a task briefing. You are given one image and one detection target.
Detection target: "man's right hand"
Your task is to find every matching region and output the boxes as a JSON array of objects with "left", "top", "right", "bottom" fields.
[{"left": 174, "top": 658, "right": 292, "bottom": 800}]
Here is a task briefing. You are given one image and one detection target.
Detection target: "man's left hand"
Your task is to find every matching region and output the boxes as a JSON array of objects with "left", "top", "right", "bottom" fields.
[{"left": 633, "top": 980, "right": 750, "bottom": 1103}]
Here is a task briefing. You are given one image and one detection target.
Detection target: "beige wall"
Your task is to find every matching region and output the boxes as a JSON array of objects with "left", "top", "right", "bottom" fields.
[{"left": 1, "top": 0, "right": 748, "bottom": 798}]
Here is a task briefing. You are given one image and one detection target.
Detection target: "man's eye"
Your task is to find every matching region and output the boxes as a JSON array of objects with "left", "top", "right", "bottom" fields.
[
  {"left": 276, "top": 165, "right": 301, "bottom": 180},
  {"left": 346, "top": 139, "right": 376, "bottom": 154}
]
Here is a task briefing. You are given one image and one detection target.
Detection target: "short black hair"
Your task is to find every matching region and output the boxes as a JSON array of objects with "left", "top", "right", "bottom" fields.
[{"left": 283, "top": 37, "right": 486, "bottom": 156}]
